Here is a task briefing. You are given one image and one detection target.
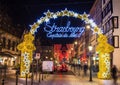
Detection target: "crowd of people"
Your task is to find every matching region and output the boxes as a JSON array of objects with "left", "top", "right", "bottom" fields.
[{"left": 71, "top": 62, "right": 119, "bottom": 84}]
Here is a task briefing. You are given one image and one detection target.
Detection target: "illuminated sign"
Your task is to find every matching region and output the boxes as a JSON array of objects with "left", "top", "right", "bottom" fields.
[{"left": 44, "top": 21, "right": 85, "bottom": 39}]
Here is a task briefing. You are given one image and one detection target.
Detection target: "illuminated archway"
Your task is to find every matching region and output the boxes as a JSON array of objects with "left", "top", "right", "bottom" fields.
[{"left": 17, "top": 9, "right": 114, "bottom": 79}]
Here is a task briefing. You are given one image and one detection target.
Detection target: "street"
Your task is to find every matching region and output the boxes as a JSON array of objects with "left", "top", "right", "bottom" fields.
[
  {"left": 1, "top": 68, "right": 120, "bottom": 85},
  {"left": 40, "top": 74, "right": 98, "bottom": 85}
]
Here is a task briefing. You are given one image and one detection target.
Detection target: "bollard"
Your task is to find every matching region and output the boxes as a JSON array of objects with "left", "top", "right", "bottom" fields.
[
  {"left": 0, "top": 69, "right": 2, "bottom": 79},
  {"left": 4, "top": 65, "right": 7, "bottom": 78},
  {"left": 31, "top": 72, "right": 33, "bottom": 85},
  {"left": 39, "top": 72, "right": 41, "bottom": 83},
  {"left": 16, "top": 70, "right": 18, "bottom": 85},
  {"left": 2, "top": 79, "right": 4, "bottom": 85},
  {"left": 31, "top": 62, "right": 34, "bottom": 85},
  {"left": 42, "top": 73, "right": 43, "bottom": 81},
  {"left": 26, "top": 74, "right": 28, "bottom": 85}
]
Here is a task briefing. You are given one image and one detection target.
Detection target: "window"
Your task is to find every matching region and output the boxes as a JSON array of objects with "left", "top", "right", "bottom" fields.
[
  {"left": 103, "top": 0, "right": 106, "bottom": 4},
  {"left": 12, "top": 41, "right": 15, "bottom": 51},
  {"left": 8, "top": 39, "right": 11, "bottom": 50},
  {"left": 103, "top": 17, "right": 115, "bottom": 34},
  {"left": 108, "top": 2, "right": 111, "bottom": 11},
  {"left": 108, "top": 20, "right": 110, "bottom": 31},
  {"left": 2, "top": 37, "right": 6, "bottom": 48},
  {"left": 16, "top": 42, "right": 19, "bottom": 52},
  {"left": 103, "top": 24, "right": 107, "bottom": 33},
  {"left": 108, "top": 37, "right": 113, "bottom": 45},
  {"left": 109, "top": 18, "right": 113, "bottom": 29},
  {"left": 113, "top": 36, "right": 119, "bottom": 48},
  {"left": 80, "top": 45, "right": 83, "bottom": 51},
  {"left": 102, "top": 25, "right": 105, "bottom": 34},
  {"left": 102, "top": 0, "right": 113, "bottom": 18},
  {"left": 112, "top": 16, "right": 119, "bottom": 28},
  {"left": 46, "top": 50, "right": 48, "bottom": 52},
  {"left": 106, "top": 22, "right": 109, "bottom": 32},
  {"left": 49, "top": 50, "right": 51, "bottom": 52}
]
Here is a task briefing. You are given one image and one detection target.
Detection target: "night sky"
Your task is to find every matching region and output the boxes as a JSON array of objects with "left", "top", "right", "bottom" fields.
[{"left": 1, "top": 0, "right": 96, "bottom": 45}]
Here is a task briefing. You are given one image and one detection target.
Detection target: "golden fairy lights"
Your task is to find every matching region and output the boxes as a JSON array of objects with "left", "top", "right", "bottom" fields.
[
  {"left": 17, "top": 33, "right": 36, "bottom": 77},
  {"left": 96, "top": 34, "right": 114, "bottom": 79},
  {"left": 17, "top": 9, "right": 114, "bottom": 79},
  {"left": 29, "top": 8, "right": 102, "bottom": 35}
]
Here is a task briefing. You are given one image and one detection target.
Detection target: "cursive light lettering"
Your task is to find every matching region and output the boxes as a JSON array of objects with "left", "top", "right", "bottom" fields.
[{"left": 44, "top": 21, "right": 85, "bottom": 39}]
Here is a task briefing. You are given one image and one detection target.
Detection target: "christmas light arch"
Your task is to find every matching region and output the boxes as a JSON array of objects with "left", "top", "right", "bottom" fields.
[{"left": 17, "top": 9, "right": 114, "bottom": 79}]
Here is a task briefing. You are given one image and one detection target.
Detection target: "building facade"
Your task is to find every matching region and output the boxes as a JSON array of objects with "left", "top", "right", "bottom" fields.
[
  {"left": 0, "top": 30, "right": 20, "bottom": 66},
  {"left": 90, "top": 0, "right": 120, "bottom": 69},
  {"left": 0, "top": 4, "right": 21, "bottom": 67},
  {"left": 34, "top": 38, "right": 54, "bottom": 61},
  {"left": 89, "top": 0, "right": 102, "bottom": 65}
]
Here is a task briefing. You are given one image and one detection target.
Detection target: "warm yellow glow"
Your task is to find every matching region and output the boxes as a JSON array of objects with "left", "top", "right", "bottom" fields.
[
  {"left": 97, "top": 53, "right": 111, "bottom": 79},
  {"left": 96, "top": 34, "right": 114, "bottom": 79},
  {"left": 17, "top": 9, "right": 114, "bottom": 79},
  {"left": 71, "top": 48, "right": 74, "bottom": 50},
  {"left": 17, "top": 33, "right": 36, "bottom": 77},
  {"left": 88, "top": 45, "right": 93, "bottom": 51},
  {"left": 50, "top": 58, "right": 53, "bottom": 60},
  {"left": 46, "top": 56, "right": 48, "bottom": 59},
  {"left": 74, "top": 41, "right": 78, "bottom": 45},
  {"left": 93, "top": 27, "right": 99, "bottom": 33},
  {"left": 85, "top": 24, "right": 91, "bottom": 29}
]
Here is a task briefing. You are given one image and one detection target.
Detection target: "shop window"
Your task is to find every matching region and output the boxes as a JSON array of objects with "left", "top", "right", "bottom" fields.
[{"left": 113, "top": 36, "right": 119, "bottom": 48}]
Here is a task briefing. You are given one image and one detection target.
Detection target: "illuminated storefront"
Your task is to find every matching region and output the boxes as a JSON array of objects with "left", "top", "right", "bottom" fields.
[{"left": 54, "top": 44, "right": 74, "bottom": 63}]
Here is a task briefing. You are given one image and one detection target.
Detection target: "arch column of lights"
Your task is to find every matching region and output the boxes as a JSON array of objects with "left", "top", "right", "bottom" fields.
[{"left": 17, "top": 9, "right": 114, "bottom": 79}]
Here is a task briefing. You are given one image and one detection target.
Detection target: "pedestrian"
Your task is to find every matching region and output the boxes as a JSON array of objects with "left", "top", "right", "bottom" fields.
[
  {"left": 111, "top": 65, "right": 118, "bottom": 85},
  {"left": 83, "top": 63, "right": 88, "bottom": 76}
]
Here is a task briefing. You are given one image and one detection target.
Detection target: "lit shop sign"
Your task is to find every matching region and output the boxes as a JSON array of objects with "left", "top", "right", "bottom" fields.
[{"left": 44, "top": 21, "right": 85, "bottom": 39}]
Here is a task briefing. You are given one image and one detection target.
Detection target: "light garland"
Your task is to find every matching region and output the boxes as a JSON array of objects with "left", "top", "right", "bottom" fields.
[
  {"left": 29, "top": 8, "right": 102, "bottom": 35},
  {"left": 17, "top": 9, "right": 114, "bottom": 79},
  {"left": 96, "top": 34, "right": 114, "bottom": 79},
  {"left": 17, "top": 33, "right": 36, "bottom": 77}
]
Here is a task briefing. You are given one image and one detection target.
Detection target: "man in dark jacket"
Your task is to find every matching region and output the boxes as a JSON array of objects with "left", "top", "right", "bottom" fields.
[{"left": 111, "top": 65, "right": 118, "bottom": 85}]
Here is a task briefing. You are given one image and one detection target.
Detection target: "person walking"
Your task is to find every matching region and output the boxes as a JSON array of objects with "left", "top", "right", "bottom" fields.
[
  {"left": 83, "top": 63, "right": 88, "bottom": 76},
  {"left": 111, "top": 65, "right": 118, "bottom": 85}
]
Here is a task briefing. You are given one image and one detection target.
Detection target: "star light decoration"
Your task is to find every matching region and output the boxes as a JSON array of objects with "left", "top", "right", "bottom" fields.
[
  {"left": 22, "top": 52, "right": 30, "bottom": 75},
  {"left": 29, "top": 8, "right": 102, "bottom": 35},
  {"left": 101, "top": 53, "right": 111, "bottom": 78}
]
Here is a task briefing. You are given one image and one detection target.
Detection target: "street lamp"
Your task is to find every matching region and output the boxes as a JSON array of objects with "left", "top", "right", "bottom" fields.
[
  {"left": 85, "top": 24, "right": 91, "bottom": 30},
  {"left": 88, "top": 45, "right": 93, "bottom": 82},
  {"left": 74, "top": 41, "right": 78, "bottom": 73},
  {"left": 74, "top": 41, "right": 78, "bottom": 45}
]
